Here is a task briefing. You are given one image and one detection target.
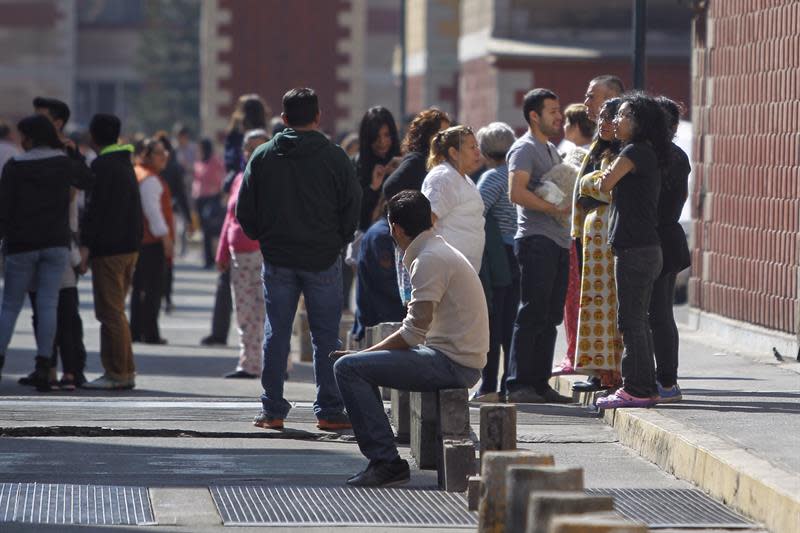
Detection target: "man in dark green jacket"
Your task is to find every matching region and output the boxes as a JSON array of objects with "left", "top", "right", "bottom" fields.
[{"left": 237, "top": 87, "right": 361, "bottom": 431}]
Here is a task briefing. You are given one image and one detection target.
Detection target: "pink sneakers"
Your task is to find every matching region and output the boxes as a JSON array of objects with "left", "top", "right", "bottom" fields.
[{"left": 595, "top": 388, "right": 656, "bottom": 409}]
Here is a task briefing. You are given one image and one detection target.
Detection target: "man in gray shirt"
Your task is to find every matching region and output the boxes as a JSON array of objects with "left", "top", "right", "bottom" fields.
[{"left": 505, "top": 88, "right": 572, "bottom": 404}]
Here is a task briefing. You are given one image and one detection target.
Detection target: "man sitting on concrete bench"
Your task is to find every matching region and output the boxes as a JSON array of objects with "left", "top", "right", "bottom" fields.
[{"left": 333, "top": 190, "right": 489, "bottom": 487}]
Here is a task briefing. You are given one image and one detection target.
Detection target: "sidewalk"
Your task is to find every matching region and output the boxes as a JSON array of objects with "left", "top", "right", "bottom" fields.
[
  {"left": 0, "top": 254, "right": 790, "bottom": 531},
  {"left": 552, "top": 308, "right": 800, "bottom": 533}
]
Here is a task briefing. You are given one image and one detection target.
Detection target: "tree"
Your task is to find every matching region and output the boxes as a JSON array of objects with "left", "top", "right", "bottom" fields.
[{"left": 130, "top": 0, "right": 200, "bottom": 135}]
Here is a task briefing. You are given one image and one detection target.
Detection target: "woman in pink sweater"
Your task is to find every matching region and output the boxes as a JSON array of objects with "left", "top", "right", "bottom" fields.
[{"left": 216, "top": 130, "right": 269, "bottom": 378}]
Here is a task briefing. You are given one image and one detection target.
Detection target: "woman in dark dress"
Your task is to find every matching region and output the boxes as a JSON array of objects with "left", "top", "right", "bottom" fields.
[{"left": 649, "top": 96, "right": 691, "bottom": 403}]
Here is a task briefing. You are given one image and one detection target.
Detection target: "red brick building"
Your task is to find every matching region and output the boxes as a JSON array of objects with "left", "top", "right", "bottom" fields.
[
  {"left": 689, "top": 0, "right": 799, "bottom": 348},
  {"left": 201, "top": 0, "right": 401, "bottom": 141},
  {"left": 455, "top": 0, "right": 692, "bottom": 133}
]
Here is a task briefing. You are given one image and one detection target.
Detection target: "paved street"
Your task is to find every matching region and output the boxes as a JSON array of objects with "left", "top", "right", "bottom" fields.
[{"left": 0, "top": 252, "right": 791, "bottom": 531}]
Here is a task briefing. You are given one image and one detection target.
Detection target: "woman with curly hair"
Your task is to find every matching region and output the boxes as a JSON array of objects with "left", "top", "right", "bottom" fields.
[
  {"left": 382, "top": 108, "right": 450, "bottom": 201},
  {"left": 595, "top": 92, "right": 672, "bottom": 409},
  {"left": 354, "top": 106, "right": 401, "bottom": 231}
]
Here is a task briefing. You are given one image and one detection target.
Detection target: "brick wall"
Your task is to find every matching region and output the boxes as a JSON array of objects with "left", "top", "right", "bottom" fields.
[
  {"left": 213, "top": 0, "right": 352, "bottom": 137},
  {"left": 690, "top": 0, "right": 800, "bottom": 334}
]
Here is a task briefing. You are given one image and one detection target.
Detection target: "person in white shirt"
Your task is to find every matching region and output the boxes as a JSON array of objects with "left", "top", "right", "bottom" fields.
[
  {"left": 421, "top": 125, "right": 485, "bottom": 272},
  {"left": 333, "top": 190, "right": 489, "bottom": 488}
]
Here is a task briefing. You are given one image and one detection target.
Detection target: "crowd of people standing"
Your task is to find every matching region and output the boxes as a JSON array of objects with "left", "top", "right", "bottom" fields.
[{"left": 0, "top": 77, "right": 689, "bottom": 448}]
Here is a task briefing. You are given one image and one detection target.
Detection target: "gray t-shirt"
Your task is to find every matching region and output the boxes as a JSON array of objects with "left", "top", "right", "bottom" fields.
[{"left": 506, "top": 131, "right": 571, "bottom": 248}]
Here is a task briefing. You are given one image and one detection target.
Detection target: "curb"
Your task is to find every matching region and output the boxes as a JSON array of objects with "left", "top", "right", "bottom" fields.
[{"left": 551, "top": 375, "right": 800, "bottom": 533}]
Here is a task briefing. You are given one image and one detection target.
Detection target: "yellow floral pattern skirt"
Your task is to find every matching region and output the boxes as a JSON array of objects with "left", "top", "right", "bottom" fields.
[{"left": 574, "top": 204, "right": 622, "bottom": 386}]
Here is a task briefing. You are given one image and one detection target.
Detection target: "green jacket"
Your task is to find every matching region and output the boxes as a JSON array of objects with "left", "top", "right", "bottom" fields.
[{"left": 236, "top": 129, "right": 361, "bottom": 271}]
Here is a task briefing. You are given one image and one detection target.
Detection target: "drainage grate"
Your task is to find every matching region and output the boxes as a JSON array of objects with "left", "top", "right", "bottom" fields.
[
  {"left": 211, "top": 485, "right": 476, "bottom": 527},
  {"left": 587, "top": 488, "right": 753, "bottom": 529},
  {"left": 0, "top": 483, "right": 155, "bottom": 526}
]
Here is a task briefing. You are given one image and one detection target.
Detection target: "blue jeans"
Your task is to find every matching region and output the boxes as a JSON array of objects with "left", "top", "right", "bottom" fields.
[
  {"left": 334, "top": 346, "right": 480, "bottom": 463},
  {"left": 0, "top": 247, "right": 69, "bottom": 357},
  {"left": 260, "top": 258, "right": 344, "bottom": 419}
]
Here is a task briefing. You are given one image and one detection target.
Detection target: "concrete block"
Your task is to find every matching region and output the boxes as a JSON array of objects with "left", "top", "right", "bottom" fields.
[
  {"left": 410, "top": 391, "right": 438, "bottom": 469},
  {"left": 442, "top": 439, "right": 476, "bottom": 492},
  {"left": 339, "top": 313, "right": 354, "bottom": 349},
  {"left": 390, "top": 388, "right": 410, "bottom": 443},
  {"left": 467, "top": 475, "right": 481, "bottom": 511},
  {"left": 525, "top": 491, "right": 614, "bottom": 533},
  {"left": 479, "top": 404, "right": 516, "bottom": 459},
  {"left": 477, "top": 450, "right": 554, "bottom": 533},
  {"left": 377, "top": 321, "right": 402, "bottom": 340},
  {"left": 364, "top": 326, "right": 376, "bottom": 348},
  {"left": 437, "top": 388, "right": 470, "bottom": 438},
  {"left": 295, "top": 309, "right": 312, "bottom": 362},
  {"left": 506, "top": 466, "right": 584, "bottom": 533},
  {"left": 549, "top": 513, "right": 646, "bottom": 533}
]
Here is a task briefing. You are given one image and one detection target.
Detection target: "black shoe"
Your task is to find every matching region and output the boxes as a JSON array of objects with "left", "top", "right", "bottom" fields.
[
  {"left": 537, "top": 386, "right": 574, "bottom": 404},
  {"left": 572, "top": 376, "right": 606, "bottom": 392},
  {"left": 346, "top": 459, "right": 410, "bottom": 487},
  {"left": 506, "top": 387, "right": 546, "bottom": 404},
  {"left": 224, "top": 369, "right": 258, "bottom": 379},
  {"left": 31, "top": 356, "right": 54, "bottom": 392},
  {"left": 18, "top": 370, "right": 37, "bottom": 386},
  {"left": 143, "top": 337, "right": 168, "bottom": 345},
  {"left": 200, "top": 335, "right": 226, "bottom": 346}
]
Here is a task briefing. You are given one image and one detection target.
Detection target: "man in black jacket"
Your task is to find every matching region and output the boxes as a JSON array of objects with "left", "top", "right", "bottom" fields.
[
  {"left": 237, "top": 87, "right": 361, "bottom": 430},
  {"left": 80, "top": 114, "right": 143, "bottom": 390}
]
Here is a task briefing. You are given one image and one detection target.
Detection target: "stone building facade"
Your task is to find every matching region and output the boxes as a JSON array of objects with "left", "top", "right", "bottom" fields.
[
  {"left": 200, "top": 0, "right": 401, "bottom": 141},
  {"left": 0, "top": 0, "right": 144, "bottom": 130},
  {"left": 689, "top": 0, "right": 799, "bottom": 347}
]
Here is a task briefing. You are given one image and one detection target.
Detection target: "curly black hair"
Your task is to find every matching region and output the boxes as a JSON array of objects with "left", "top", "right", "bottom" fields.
[{"left": 619, "top": 91, "right": 672, "bottom": 166}]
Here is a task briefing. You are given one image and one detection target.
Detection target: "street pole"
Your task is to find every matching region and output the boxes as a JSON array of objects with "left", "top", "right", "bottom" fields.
[
  {"left": 632, "top": 0, "right": 647, "bottom": 89},
  {"left": 399, "top": 0, "right": 407, "bottom": 121}
]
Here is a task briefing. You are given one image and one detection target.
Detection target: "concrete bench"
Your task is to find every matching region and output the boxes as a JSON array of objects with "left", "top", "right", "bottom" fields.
[{"left": 410, "top": 388, "right": 475, "bottom": 492}]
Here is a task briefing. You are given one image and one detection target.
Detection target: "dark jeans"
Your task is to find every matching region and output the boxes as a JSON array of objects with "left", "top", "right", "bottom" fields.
[
  {"left": 649, "top": 271, "right": 679, "bottom": 387},
  {"left": 479, "top": 244, "right": 519, "bottom": 395},
  {"left": 260, "top": 258, "right": 344, "bottom": 420},
  {"left": 506, "top": 235, "right": 570, "bottom": 393},
  {"left": 334, "top": 346, "right": 480, "bottom": 462},
  {"left": 614, "top": 245, "right": 663, "bottom": 397},
  {"left": 130, "top": 242, "right": 165, "bottom": 342},
  {"left": 209, "top": 269, "right": 232, "bottom": 342}
]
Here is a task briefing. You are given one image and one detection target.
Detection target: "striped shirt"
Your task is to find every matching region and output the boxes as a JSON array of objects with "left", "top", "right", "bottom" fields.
[{"left": 476, "top": 164, "right": 517, "bottom": 244}]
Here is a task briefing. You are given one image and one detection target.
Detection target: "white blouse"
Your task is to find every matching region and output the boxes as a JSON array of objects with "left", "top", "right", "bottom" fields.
[{"left": 421, "top": 162, "right": 485, "bottom": 272}]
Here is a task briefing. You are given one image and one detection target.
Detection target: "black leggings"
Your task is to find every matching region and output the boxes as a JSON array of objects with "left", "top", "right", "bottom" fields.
[
  {"left": 649, "top": 271, "right": 679, "bottom": 387},
  {"left": 130, "top": 243, "right": 165, "bottom": 342}
]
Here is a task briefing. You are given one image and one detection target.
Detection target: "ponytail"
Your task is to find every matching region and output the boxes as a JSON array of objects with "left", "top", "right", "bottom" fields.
[{"left": 426, "top": 125, "right": 473, "bottom": 170}]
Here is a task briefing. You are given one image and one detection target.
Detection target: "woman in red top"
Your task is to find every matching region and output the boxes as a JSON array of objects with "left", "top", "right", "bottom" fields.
[
  {"left": 193, "top": 139, "right": 225, "bottom": 269},
  {"left": 216, "top": 130, "right": 269, "bottom": 378},
  {"left": 131, "top": 138, "right": 173, "bottom": 346}
]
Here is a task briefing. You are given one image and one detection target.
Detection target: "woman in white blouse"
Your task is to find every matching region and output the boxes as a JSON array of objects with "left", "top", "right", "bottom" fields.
[{"left": 421, "top": 126, "right": 485, "bottom": 272}]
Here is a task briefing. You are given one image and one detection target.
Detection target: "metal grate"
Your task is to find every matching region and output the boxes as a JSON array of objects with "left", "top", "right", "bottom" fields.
[
  {"left": 0, "top": 483, "right": 155, "bottom": 526},
  {"left": 587, "top": 488, "right": 754, "bottom": 529},
  {"left": 211, "top": 485, "right": 476, "bottom": 527}
]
